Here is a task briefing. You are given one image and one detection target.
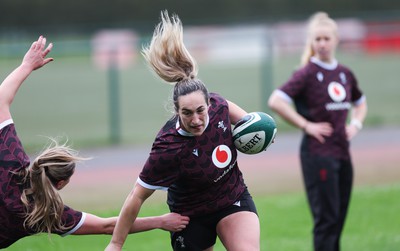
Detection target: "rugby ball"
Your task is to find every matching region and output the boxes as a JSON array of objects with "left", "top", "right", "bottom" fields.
[{"left": 232, "top": 112, "right": 277, "bottom": 154}]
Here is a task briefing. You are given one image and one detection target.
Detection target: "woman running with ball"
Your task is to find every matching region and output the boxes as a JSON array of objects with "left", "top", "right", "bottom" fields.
[{"left": 106, "top": 11, "right": 260, "bottom": 251}]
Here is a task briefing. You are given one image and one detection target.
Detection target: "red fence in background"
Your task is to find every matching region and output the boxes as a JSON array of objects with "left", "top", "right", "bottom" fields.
[
  {"left": 364, "top": 21, "right": 400, "bottom": 53},
  {"left": 273, "top": 19, "right": 400, "bottom": 56}
]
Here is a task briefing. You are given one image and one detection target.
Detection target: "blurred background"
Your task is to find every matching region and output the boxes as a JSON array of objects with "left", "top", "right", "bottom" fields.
[
  {"left": 2, "top": 1, "right": 400, "bottom": 250},
  {"left": 0, "top": 0, "right": 399, "bottom": 150}
]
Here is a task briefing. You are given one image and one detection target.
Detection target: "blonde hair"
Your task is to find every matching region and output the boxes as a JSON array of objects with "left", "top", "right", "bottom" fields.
[
  {"left": 300, "top": 12, "right": 339, "bottom": 66},
  {"left": 142, "top": 10, "right": 198, "bottom": 83},
  {"left": 20, "top": 138, "right": 86, "bottom": 234},
  {"left": 142, "top": 10, "right": 209, "bottom": 112}
]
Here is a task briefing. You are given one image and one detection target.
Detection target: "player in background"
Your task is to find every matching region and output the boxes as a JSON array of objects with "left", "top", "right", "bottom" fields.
[
  {"left": 106, "top": 11, "right": 260, "bottom": 251},
  {"left": 268, "top": 12, "right": 367, "bottom": 251},
  {"left": 0, "top": 36, "right": 189, "bottom": 249}
]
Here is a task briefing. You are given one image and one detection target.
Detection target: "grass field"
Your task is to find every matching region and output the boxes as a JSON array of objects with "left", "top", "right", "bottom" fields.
[
  {"left": 0, "top": 50, "right": 399, "bottom": 151},
  {"left": 5, "top": 183, "right": 400, "bottom": 251}
]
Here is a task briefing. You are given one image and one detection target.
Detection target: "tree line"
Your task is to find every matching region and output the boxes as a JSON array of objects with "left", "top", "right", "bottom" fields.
[{"left": 0, "top": 0, "right": 399, "bottom": 34}]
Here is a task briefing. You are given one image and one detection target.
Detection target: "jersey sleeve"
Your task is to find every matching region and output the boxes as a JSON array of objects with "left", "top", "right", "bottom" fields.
[
  {"left": 138, "top": 134, "right": 182, "bottom": 190},
  {"left": 347, "top": 69, "right": 364, "bottom": 104},
  {"left": 56, "top": 205, "right": 86, "bottom": 237},
  {"left": 279, "top": 67, "right": 309, "bottom": 99},
  {"left": 0, "top": 121, "right": 30, "bottom": 173}
]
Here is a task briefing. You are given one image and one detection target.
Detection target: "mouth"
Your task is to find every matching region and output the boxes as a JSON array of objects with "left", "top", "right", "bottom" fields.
[
  {"left": 190, "top": 124, "right": 204, "bottom": 133},
  {"left": 191, "top": 125, "right": 203, "bottom": 130},
  {"left": 318, "top": 49, "right": 329, "bottom": 55}
]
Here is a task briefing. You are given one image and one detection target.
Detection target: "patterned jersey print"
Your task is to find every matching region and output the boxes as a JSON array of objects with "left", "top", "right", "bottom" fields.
[
  {"left": 0, "top": 122, "right": 83, "bottom": 248},
  {"left": 279, "top": 58, "right": 364, "bottom": 159},
  {"left": 139, "top": 93, "right": 246, "bottom": 216}
]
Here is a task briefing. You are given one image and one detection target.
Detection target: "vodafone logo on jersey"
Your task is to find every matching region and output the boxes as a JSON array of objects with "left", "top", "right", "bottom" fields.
[
  {"left": 212, "top": 145, "right": 232, "bottom": 168},
  {"left": 327, "top": 82, "right": 346, "bottom": 102}
]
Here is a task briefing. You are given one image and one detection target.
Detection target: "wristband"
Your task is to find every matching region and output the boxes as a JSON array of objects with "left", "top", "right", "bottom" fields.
[{"left": 350, "top": 119, "right": 363, "bottom": 130}]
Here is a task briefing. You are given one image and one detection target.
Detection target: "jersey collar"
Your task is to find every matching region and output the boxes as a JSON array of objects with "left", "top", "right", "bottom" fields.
[{"left": 310, "top": 56, "right": 338, "bottom": 70}]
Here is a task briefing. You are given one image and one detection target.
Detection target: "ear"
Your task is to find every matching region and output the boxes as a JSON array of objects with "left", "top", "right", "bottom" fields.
[{"left": 55, "top": 179, "right": 68, "bottom": 190}]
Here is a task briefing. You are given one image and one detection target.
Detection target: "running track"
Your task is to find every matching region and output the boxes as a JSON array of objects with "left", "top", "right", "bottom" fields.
[{"left": 60, "top": 126, "right": 400, "bottom": 211}]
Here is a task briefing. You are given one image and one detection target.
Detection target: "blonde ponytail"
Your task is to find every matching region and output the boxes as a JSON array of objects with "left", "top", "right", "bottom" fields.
[
  {"left": 21, "top": 138, "right": 87, "bottom": 234},
  {"left": 142, "top": 10, "right": 210, "bottom": 113},
  {"left": 142, "top": 10, "right": 198, "bottom": 84}
]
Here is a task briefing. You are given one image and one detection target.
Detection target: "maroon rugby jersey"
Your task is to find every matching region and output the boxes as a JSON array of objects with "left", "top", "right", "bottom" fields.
[
  {"left": 0, "top": 120, "right": 84, "bottom": 248},
  {"left": 277, "top": 57, "right": 365, "bottom": 159},
  {"left": 138, "top": 93, "right": 246, "bottom": 216}
]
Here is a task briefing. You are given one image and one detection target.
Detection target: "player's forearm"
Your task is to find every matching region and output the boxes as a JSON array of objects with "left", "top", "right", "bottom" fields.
[
  {"left": 110, "top": 190, "right": 143, "bottom": 246},
  {"left": 227, "top": 100, "right": 248, "bottom": 124},
  {"left": 351, "top": 101, "right": 367, "bottom": 127},
  {"left": 0, "top": 64, "right": 33, "bottom": 107},
  {"left": 268, "top": 93, "right": 307, "bottom": 130},
  {"left": 128, "top": 216, "right": 162, "bottom": 233}
]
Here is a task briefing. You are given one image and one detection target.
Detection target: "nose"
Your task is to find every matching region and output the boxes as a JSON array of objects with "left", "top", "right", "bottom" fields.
[
  {"left": 319, "top": 39, "right": 328, "bottom": 47},
  {"left": 191, "top": 114, "right": 201, "bottom": 125}
]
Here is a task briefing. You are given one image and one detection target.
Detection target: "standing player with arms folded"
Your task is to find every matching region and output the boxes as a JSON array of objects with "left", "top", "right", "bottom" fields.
[
  {"left": 106, "top": 11, "right": 260, "bottom": 251},
  {"left": 0, "top": 36, "right": 189, "bottom": 249},
  {"left": 268, "top": 12, "right": 367, "bottom": 251}
]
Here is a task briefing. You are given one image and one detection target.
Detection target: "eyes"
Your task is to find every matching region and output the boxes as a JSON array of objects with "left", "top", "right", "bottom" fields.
[
  {"left": 314, "top": 36, "right": 331, "bottom": 43},
  {"left": 181, "top": 106, "right": 206, "bottom": 117}
]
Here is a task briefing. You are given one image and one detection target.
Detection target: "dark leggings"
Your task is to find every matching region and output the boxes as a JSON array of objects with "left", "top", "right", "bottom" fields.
[{"left": 301, "top": 154, "right": 353, "bottom": 251}]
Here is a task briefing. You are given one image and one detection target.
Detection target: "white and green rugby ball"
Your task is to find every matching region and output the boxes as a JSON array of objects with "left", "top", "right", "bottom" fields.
[{"left": 232, "top": 112, "right": 277, "bottom": 154}]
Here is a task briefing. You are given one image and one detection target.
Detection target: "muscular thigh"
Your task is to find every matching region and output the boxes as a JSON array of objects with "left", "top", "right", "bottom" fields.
[
  {"left": 216, "top": 190, "right": 260, "bottom": 251},
  {"left": 217, "top": 211, "right": 260, "bottom": 251}
]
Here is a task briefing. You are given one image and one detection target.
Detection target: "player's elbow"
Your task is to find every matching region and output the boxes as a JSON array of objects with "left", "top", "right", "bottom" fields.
[
  {"left": 104, "top": 218, "right": 117, "bottom": 234},
  {"left": 267, "top": 93, "right": 279, "bottom": 112},
  {"left": 92, "top": 216, "right": 117, "bottom": 234}
]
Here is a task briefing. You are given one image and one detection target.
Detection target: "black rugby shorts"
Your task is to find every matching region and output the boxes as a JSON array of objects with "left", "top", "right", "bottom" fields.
[{"left": 170, "top": 189, "right": 258, "bottom": 250}]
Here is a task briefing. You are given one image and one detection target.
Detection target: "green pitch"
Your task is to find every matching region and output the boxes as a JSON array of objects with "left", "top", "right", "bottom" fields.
[{"left": 5, "top": 183, "right": 400, "bottom": 251}]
